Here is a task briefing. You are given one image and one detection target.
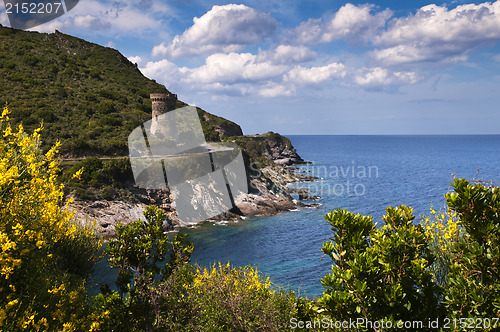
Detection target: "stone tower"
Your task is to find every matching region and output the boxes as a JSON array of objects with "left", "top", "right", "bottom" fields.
[{"left": 150, "top": 93, "right": 177, "bottom": 138}]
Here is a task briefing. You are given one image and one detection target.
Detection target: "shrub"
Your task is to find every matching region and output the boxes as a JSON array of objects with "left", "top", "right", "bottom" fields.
[
  {"left": 422, "top": 206, "right": 462, "bottom": 288},
  {"left": 93, "top": 206, "right": 194, "bottom": 331},
  {"left": 93, "top": 206, "right": 298, "bottom": 331},
  {"left": 319, "top": 206, "right": 443, "bottom": 329},
  {"left": 443, "top": 179, "right": 500, "bottom": 319},
  {"left": 0, "top": 107, "right": 102, "bottom": 331},
  {"left": 183, "top": 263, "right": 297, "bottom": 331}
]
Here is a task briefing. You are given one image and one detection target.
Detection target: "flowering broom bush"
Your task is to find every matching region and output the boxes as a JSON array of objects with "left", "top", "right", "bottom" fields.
[
  {"left": 422, "top": 206, "right": 462, "bottom": 288},
  {"left": 183, "top": 262, "right": 297, "bottom": 331},
  {"left": 0, "top": 106, "right": 101, "bottom": 331}
]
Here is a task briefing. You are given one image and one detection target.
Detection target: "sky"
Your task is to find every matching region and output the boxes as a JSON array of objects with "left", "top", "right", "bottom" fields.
[{"left": 2, "top": 0, "right": 500, "bottom": 135}]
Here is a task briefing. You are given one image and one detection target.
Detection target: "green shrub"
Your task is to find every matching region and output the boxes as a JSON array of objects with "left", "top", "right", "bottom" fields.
[
  {"left": 93, "top": 206, "right": 194, "bottom": 331},
  {"left": 319, "top": 206, "right": 443, "bottom": 329},
  {"left": 443, "top": 179, "right": 500, "bottom": 319},
  {"left": 183, "top": 263, "right": 297, "bottom": 332}
]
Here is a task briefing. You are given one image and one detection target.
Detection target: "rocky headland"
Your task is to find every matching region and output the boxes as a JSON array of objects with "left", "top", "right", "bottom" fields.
[{"left": 71, "top": 135, "right": 317, "bottom": 238}]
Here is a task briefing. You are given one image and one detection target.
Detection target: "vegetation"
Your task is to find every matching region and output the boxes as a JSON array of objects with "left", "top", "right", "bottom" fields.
[
  {"left": 94, "top": 212, "right": 297, "bottom": 331},
  {"left": 312, "top": 179, "right": 499, "bottom": 331},
  {"left": 228, "top": 132, "right": 296, "bottom": 167},
  {"left": 2, "top": 36, "right": 500, "bottom": 328},
  {"left": 0, "top": 26, "right": 241, "bottom": 157},
  {"left": 1, "top": 104, "right": 500, "bottom": 330},
  {"left": 0, "top": 107, "right": 298, "bottom": 331},
  {"left": 60, "top": 157, "right": 134, "bottom": 201},
  {"left": 0, "top": 107, "right": 102, "bottom": 330},
  {"left": 319, "top": 206, "right": 443, "bottom": 330}
]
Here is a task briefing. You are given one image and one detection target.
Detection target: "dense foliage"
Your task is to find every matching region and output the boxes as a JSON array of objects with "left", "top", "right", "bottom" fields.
[
  {"left": 0, "top": 107, "right": 101, "bottom": 331},
  {"left": 443, "top": 178, "right": 500, "bottom": 318},
  {"left": 317, "top": 179, "right": 500, "bottom": 331},
  {"left": 320, "top": 206, "right": 443, "bottom": 329},
  {"left": 61, "top": 157, "right": 134, "bottom": 201},
  {"left": 228, "top": 132, "right": 296, "bottom": 167}
]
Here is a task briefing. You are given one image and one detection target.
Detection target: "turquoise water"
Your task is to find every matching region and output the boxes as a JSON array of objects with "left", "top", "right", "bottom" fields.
[{"left": 184, "top": 135, "right": 500, "bottom": 298}]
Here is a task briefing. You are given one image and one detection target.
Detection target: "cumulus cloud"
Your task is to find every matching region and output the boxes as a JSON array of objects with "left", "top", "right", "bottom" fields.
[
  {"left": 292, "top": 4, "right": 392, "bottom": 44},
  {"left": 140, "top": 59, "right": 183, "bottom": 84},
  {"left": 354, "top": 67, "right": 418, "bottom": 89},
  {"left": 257, "top": 45, "right": 317, "bottom": 64},
  {"left": 285, "top": 63, "right": 346, "bottom": 85},
  {"left": 137, "top": 51, "right": 350, "bottom": 98},
  {"left": 152, "top": 4, "right": 277, "bottom": 58},
  {"left": 259, "top": 83, "right": 295, "bottom": 98},
  {"left": 183, "top": 52, "right": 287, "bottom": 84},
  {"left": 372, "top": 1, "right": 500, "bottom": 65}
]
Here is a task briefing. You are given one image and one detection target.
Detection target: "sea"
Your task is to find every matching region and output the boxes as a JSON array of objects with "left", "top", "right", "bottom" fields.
[
  {"left": 93, "top": 135, "right": 500, "bottom": 298},
  {"left": 182, "top": 135, "right": 500, "bottom": 298}
]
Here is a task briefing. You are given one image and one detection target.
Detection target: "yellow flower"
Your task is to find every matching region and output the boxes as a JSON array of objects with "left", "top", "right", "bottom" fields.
[{"left": 71, "top": 168, "right": 84, "bottom": 180}]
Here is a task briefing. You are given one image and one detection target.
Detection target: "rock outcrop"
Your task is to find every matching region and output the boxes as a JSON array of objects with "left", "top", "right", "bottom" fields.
[{"left": 72, "top": 163, "right": 313, "bottom": 236}]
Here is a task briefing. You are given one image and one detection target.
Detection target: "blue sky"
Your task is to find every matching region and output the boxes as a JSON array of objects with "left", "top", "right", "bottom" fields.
[{"left": 2, "top": 0, "right": 500, "bottom": 134}]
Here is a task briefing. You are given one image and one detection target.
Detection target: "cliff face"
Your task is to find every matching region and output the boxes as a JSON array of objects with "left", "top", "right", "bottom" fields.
[
  {"left": 70, "top": 163, "right": 306, "bottom": 237},
  {"left": 229, "top": 132, "right": 305, "bottom": 166}
]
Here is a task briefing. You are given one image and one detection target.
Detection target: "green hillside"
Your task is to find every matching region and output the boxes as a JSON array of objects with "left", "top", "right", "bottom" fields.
[{"left": 0, "top": 25, "right": 240, "bottom": 156}]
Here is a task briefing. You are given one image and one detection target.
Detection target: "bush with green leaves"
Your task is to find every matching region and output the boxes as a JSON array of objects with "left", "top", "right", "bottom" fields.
[
  {"left": 443, "top": 178, "right": 500, "bottom": 318},
  {"left": 92, "top": 206, "right": 194, "bottom": 331},
  {"left": 319, "top": 206, "right": 443, "bottom": 329}
]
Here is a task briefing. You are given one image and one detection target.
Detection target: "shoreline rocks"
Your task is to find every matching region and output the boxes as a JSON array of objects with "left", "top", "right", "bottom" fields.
[{"left": 72, "top": 163, "right": 318, "bottom": 237}]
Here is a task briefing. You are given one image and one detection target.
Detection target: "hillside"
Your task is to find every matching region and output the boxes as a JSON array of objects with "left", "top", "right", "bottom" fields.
[
  {"left": 0, "top": 25, "right": 312, "bottom": 232},
  {"left": 0, "top": 25, "right": 241, "bottom": 156}
]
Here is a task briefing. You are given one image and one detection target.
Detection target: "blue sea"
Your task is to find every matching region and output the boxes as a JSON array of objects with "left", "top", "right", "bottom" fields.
[{"left": 183, "top": 135, "right": 500, "bottom": 298}]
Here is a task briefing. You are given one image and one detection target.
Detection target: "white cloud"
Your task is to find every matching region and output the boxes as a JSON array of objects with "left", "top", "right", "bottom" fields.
[
  {"left": 138, "top": 51, "right": 350, "bottom": 98},
  {"left": 285, "top": 63, "right": 346, "bottom": 85},
  {"left": 291, "top": 18, "right": 323, "bottom": 44},
  {"left": 292, "top": 4, "right": 392, "bottom": 44},
  {"left": 372, "top": 1, "right": 500, "bottom": 65},
  {"left": 321, "top": 4, "right": 392, "bottom": 42},
  {"left": 140, "top": 59, "right": 182, "bottom": 84},
  {"left": 29, "top": 0, "right": 163, "bottom": 36},
  {"left": 371, "top": 44, "right": 469, "bottom": 66},
  {"left": 354, "top": 67, "right": 418, "bottom": 88},
  {"left": 152, "top": 4, "right": 277, "bottom": 58},
  {"left": 184, "top": 52, "right": 287, "bottom": 84},
  {"left": 127, "top": 55, "right": 144, "bottom": 67},
  {"left": 259, "top": 83, "right": 295, "bottom": 98},
  {"left": 257, "top": 45, "right": 317, "bottom": 64}
]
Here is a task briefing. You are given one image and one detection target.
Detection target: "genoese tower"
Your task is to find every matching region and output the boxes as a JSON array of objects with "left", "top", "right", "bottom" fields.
[{"left": 150, "top": 93, "right": 178, "bottom": 138}]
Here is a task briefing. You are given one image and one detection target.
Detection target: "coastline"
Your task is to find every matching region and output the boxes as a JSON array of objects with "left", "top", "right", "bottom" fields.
[{"left": 71, "top": 162, "right": 319, "bottom": 238}]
